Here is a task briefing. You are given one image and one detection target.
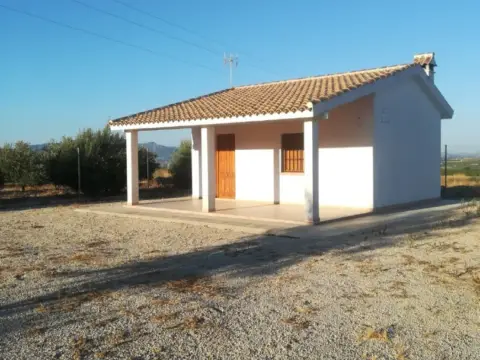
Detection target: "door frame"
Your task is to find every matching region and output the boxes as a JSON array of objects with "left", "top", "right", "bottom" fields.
[{"left": 215, "top": 134, "right": 236, "bottom": 199}]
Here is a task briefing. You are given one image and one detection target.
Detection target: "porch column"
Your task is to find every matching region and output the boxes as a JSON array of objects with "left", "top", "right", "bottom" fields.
[
  {"left": 191, "top": 127, "right": 202, "bottom": 199},
  {"left": 126, "top": 130, "right": 139, "bottom": 205},
  {"left": 304, "top": 119, "right": 319, "bottom": 224},
  {"left": 273, "top": 148, "right": 280, "bottom": 204},
  {"left": 201, "top": 126, "right": 215, "bottom": 212}
]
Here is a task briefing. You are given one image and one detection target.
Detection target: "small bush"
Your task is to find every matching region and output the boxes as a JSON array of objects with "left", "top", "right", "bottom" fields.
[
  {"left": 45, "top": 127, "right": 127, "bottom": 196},
  {"left": 168, "top": 140, "right": 191, "bottom": 189},
  {"left": 155, "top": 176, "right": 174, "bottom": 188},
  {"left": 0, "top": 169, "right": 4, "bottom": 190},
  {"left": 0, "top": 141, "right": 46, "bottom": 191}
]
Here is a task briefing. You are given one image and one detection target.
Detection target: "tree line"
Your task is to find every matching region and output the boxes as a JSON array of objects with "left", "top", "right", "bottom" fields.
[{"left": 0, "top": 127, "right": 191, "bottom": 196}]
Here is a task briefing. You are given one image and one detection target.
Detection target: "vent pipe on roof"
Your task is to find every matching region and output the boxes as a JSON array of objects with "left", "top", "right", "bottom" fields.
[{"left": 413, "top": 52, "right": 437, "bottom": 82}]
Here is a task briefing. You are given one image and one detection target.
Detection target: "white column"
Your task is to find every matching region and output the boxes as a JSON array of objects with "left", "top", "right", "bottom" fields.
[
  {"left": 304, "top": 119, "right": 319, "bottom": 224},
  {"left": 273, "top": 148, "right": 280, "bottom": 204},
  {"left": 126, "top": 130, "right": 139, "bottom": 205},
  {"left": 191, "top": 127, "right": 202, "bottom": 199},
  {"left": 201, "top": 126, "right": 215, "bottom": 212}
]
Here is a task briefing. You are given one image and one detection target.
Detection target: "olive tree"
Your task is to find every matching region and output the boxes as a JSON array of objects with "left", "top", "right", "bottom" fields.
[{"left": 168, "top": 140, "right": 191, "bottom": 189}]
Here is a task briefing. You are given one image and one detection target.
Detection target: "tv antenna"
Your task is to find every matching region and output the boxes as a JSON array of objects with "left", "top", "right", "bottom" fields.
[{"left": 224, "top": 53, "right": 238, "bottom": 87}]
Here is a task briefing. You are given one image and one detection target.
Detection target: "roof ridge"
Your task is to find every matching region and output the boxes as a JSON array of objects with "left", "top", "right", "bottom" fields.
[{"left": 235, "top": 63, "right": 412, "bottom": 89}]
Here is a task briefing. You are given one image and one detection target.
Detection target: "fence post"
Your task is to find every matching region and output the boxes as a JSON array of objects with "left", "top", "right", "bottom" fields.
[
  {"left": 77, "top": 147, "right": 81, "bottom": 200},
  {"left": 146, "top": 148, "right": 149, "bottom": 188},
  {"left": 444, "top": 144, "right": 448, "bottom": 190}
]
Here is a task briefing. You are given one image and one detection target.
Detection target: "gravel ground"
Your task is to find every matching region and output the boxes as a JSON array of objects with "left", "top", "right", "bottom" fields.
[{"left": 0, "top": 203, "right": 479, "bottom": 360}]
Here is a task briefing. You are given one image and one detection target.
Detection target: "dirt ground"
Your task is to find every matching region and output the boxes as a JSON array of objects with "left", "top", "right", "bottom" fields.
[{"left": 0, "top": 203, "right": 479, "bottom": 359}]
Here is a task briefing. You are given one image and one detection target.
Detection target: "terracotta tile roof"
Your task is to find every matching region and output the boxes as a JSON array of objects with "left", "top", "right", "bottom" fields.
[
  {"left": 110, "top": 63, "right": 417, "bottom": 126},
  {"left": 413, "top": 52, "right": 435, "bottom": 66}
]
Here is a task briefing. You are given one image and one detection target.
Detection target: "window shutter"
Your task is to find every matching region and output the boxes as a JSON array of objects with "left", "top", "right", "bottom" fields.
[{"left": 281, "top": 133, "right": 304, "bottom": 173}]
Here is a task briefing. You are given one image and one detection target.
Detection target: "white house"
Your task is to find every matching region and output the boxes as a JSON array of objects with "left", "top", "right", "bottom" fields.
[{"left": 109, "top": 52, "right": 453, "bottom": 224}]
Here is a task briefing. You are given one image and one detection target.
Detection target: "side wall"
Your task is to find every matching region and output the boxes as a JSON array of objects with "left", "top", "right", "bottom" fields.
[
  {"left": 373, "top": 77, "right": 441, "bottom": 208},
  {"left": 212, "top": 95, "right": 374, "bottom": 208}
]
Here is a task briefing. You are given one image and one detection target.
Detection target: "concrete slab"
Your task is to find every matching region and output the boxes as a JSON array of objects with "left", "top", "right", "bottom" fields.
[
  {"left": 75, "top": 200, "right": 463, "bottom": 239},
  {"left": 75, "top": 204, "right": 292, "bottom": 234},
  {"left": 133, "top": 197, "right": 371, "bottom": 224}
]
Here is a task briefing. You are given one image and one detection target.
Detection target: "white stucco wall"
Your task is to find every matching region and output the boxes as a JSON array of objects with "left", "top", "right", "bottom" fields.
[
  {"left": 373, "top": 77, "right": 441, "bottom": 208},
  {"left": 210, "top": 95, "right": 375, "bottom": 208},
  {"left": 191, "top": 127, "right": 202, "bottom": 198}
]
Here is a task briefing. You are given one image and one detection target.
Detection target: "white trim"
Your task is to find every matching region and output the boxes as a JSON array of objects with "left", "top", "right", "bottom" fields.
[
  {"left": 304, "top": 119, "right": 319, "bottom": 224},
  {"left": 126, "top": 130, "right": 139, "bottom": 205},
  {"left": 191, "top": 128, "right": 202, "bottom": 199},
  {"left": 412, "top": 72, "right": 454, "bottom": 119},
  {"left": 109, "top": 110, "right": 313, "bottom": 131},
  {"left": 201, "top": 126, "right": 216, "bottom": 212}
]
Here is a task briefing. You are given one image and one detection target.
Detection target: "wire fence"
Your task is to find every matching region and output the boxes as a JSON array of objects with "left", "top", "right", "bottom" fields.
[{"left": 441, "top": 145, "right": 480, "bottom": 189}]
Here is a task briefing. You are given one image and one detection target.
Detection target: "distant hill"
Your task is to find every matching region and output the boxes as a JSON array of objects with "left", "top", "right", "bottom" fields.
[
  {"left": 139, "top": 142, "right": 177, "bottom": 161},
  {"left": 30, "top": 143, "right": 47, "bottom": 152},
  {"left": 30, "top": 142, "right": 177, "bottom": 162},
  {"left": 443, "top": 152, "right": 480, "bottom": 160}
]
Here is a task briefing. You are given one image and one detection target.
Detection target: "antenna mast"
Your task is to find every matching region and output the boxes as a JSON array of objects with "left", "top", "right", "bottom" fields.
[{"left": 224, "top": 53, "right": 238, "bottom": 87}]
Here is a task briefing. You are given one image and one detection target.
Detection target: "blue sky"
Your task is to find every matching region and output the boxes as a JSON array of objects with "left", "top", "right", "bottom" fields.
[{"left": 0, "top": 0, "right": 478, "bottom": 152}]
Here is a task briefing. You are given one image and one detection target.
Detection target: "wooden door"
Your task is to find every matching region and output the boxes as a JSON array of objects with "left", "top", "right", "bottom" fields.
[{"left": 216, "top": 134, "right": 235, "bottom": 198}]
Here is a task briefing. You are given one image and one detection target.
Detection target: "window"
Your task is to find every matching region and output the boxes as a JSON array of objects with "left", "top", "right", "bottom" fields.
[{"left": 281, "top": 133, "right": 304, "bottom": 173}]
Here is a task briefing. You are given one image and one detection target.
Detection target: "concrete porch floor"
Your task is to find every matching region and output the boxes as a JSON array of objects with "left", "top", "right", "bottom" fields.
[{"left": 132, "top": 197, "right": 372, "bottom": 224}]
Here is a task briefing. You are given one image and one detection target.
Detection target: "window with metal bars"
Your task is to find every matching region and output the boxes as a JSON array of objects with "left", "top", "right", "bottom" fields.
[{"left": 281, "top": 133, "right": 304, "bottom": 173}]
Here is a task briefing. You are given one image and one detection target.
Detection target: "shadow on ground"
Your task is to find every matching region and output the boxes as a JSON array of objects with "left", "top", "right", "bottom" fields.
[
  {"left": 0, "top": 201, "right": 477, "bottom": 338},
  {"left": 442, "top": 185, "right": 480, "bottom": 199}
]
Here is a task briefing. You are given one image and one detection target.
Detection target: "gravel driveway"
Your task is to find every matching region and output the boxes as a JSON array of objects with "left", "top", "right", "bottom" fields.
[{"left": 0, "top": 203, "right": 479, "bottom": 359}]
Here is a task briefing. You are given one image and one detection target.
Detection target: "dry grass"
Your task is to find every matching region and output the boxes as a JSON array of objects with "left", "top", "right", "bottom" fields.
[
  {"left": 35, "top": 290, "right": 116, "bottom": 314},
  {"left": 105, "top": 328, "right": 133, "bottom": 347},
  {"left": 151, "top": 311, "right": 181, "bottom": 324},
  {"left": 165, "top": 277, "right": 223, "bottom": 298},
  {"left": 358, "top": 325, "right": 395, "bottom": 342},
  {"left": 473, "top": 274, "right": 480, "bottom": 295},
  {"left": 158, "top": 315, "right": 207, "bottom": 330},
  {"left": 272, "top": 273, "right": 304, "bottom": 285},
  {"left": 394, "top": 343, "right": 409, "bottom": 360},
  {"left": 282, "top": 315, "right": 311, "bottom": 329},
  {"left": 442, "top": 174, "right": 480, "bottom": 187},
  {"left": 0, "top": 184, "right": 75, "bottom": 201},
  {"left": 70, "top": 253, "right": 99, "bottom": 264},
  {"left": 153, "top": 168, "right": 171, "bottom": 178},
  {"left": 27, "top": 326, "right": 48, "bottom": 337},
  {"left": 72, "top": 335, "right": 88, "bottom": 360},
  {"left": 150, "top": 297, "right": 179, "bottom": 306},
  {"left": 94, "top": 316, "right": 119, "bottom": 328},
  {"left": 356, "top": 260, "right": 384, "bottom": 275},
  {"left": 179, "top": 316, "right": 206, "bottom": 329}
]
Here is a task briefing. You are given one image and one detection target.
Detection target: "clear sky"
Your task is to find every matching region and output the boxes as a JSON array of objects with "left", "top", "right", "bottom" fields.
[{"left": 0, "top": 0, "right": 478, "bottom": 152}]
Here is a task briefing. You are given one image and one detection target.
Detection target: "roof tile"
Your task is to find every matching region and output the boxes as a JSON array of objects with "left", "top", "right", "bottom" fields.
[{"left": 110, "top": 63, "right": 416, "bottom": 126}]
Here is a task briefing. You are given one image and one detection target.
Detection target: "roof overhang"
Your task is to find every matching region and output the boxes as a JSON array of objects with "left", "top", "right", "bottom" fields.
[
  {"left": 110, "top": 65, "right": 454, "bottom": 132},
  {"left": 109, "top": 109, "right": 314, "bottom": 131},
  {"left": 412, "top": 70, "right": 454, "bottom": 119},
  {"left": 312, "top": 65, "right": 453, "bottom": 119}
]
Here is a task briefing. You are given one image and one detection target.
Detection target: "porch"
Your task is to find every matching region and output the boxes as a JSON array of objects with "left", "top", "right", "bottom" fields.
[
  {"left": 132, "top": 197, "right": 371, "bottom": 224},
  {"left": 121, "top": 95, "right": 376, "bottom": 224}
]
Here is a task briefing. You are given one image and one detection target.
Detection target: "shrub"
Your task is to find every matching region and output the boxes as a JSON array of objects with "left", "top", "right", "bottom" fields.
[
  {"left": 0, "top": 169, "right": 4, "bottom": 190},
  {"left": 168, "top": 140, "right": 191, "bottom": 189},
  {"left": 45, "top": 127, "right": 127, "bottom": 196},
  {"left": 138, "top": 147, "right": 158, "bottom": 181},
  {"left": 0, "top": 141, "right": 46, "bottom": 191}
]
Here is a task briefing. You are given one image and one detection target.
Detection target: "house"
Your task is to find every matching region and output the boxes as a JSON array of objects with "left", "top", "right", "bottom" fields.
[{"left": 109, "top": 52, "right": 454, "bottom": 224}]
